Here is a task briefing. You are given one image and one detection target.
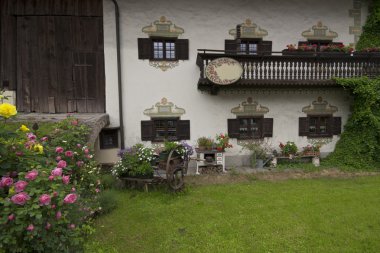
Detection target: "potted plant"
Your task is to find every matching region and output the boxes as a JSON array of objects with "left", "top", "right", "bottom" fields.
[
  {"left": 279, "top": 141, "right": 298, "bottom": 157},
  {"left": 215, "top": 133, "right": 233, "bottom": 152},
  {"left": 241, "top": 140, "right": 271, "bottom": 168},
  {"left": 282, "top": 43, "right": 317, "bottom": 56},
  {"left": 302, "top": 144, "right": 321, "bottom": 156},
  {"left": 319, "top": 44, "right": 353, "bottom": 56},
  {"left": 159, "top": 140, "right": 180, "bottom": 160},
  {"left": 197, "top": 137, "right": 213, "bottom": 151}
]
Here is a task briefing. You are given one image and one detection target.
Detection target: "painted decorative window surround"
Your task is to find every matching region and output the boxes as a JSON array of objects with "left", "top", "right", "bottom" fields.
[
  {"left": 138, "top": 16, "right": 188, "bottom": 71},
  {"left": 228, "top": 97, "right": 273, "bottom": 140},
  {"left": 141, "top": 98, "right": 190, "bottom": 142},
  {"left": 299, "top": 97, "right": 341, "bottom": 138},
  {"left": 225, "top": 19, "right": 272, "bottom": 55}
]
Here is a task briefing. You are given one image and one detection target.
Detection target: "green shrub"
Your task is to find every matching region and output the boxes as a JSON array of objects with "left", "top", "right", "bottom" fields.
[{"left": 356, "top": 0, "right": 380, "bottom": 50}]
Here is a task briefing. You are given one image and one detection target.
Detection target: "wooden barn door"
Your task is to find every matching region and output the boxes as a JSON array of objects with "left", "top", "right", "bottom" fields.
[{"left": 16, "top": 16, "right": 105, "bottom": 113}]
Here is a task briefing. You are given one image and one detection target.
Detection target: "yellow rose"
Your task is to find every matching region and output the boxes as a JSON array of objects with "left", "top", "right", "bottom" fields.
[
  {"left": 19, "top": 124, "right": 30, "bottom": 132},
  {"left": 0, "top": 103, "right": 17, "bottom": 119},
  {"left": 34, "top": 144, "right": 44, "bottom": 154}
]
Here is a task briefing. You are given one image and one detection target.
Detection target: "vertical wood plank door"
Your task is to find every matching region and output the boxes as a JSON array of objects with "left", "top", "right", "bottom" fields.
[{"left": 16, "top": 15, "right": 105, "bottom": 113}]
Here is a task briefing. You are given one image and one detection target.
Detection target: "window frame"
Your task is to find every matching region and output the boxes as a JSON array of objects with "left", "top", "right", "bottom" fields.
[
  {"left": 152, "top": 117, "right": 179, "bottom": 142},
  {"left": 99, "top": 128, "right": 119, "bottom": 149},
  {"left": 307, "top": 115, "right": 332, "bottom": 138},
  {"left": 151, "top": 38, "right": 177, "bottom": 61},
  {"left": 237, "top": 116, "right": 264, "bottom": 139},
  {"left": 238, "top": 40, "right": 259, "bottom": 55}
]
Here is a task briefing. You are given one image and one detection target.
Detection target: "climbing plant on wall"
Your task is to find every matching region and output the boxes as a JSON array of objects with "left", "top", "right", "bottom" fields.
[
  {"left": 356, "top": 0, "right": 380, "bottom": 50},
  {"left": 324, "top": 77, "right": 380, "bottom": 170}
]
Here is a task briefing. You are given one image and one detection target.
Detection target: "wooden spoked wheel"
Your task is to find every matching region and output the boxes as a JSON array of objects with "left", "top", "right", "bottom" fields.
[{"left": 166, "top": 146, "right": 186, "bottom": 191}]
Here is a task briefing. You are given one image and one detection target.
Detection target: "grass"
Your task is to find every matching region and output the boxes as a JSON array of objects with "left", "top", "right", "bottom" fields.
[{"left": 85, "top": 176, "right": 380, "bottom": 253}]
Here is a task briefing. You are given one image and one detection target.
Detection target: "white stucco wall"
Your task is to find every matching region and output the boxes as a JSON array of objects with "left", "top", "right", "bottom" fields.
[{"left": 100, "top": 0, "right": 367, "bottom": 164}]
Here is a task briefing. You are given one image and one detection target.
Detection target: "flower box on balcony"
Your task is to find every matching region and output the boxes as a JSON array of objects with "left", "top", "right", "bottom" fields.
[
  {"left": 282, "top": 50, "right": 315, "bottom": 56},
  {"left": 318, "top": 52, "right": 351, "bottom": 57}
]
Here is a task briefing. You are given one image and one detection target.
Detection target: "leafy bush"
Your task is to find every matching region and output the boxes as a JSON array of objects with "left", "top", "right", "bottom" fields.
[
  {"left": 0, "top": 102, "right": 102, "bottom": 252},
  {"left": 356, "top": 0, "right": 380, "bottom": 50},
  {"left": 324, "top": 77, "right": 380, "bottom": 170},
  {"left": 96, "top": 190, "right": 118, "bottom": 215}
]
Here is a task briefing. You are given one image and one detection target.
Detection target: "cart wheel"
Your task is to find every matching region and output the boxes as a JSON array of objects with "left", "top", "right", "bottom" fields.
[
  {"left": 166, "top": 146, "right": 185, "bottom": 191},
  {"left": 168, "top": 167, "right": 184, "bottom": 191}
]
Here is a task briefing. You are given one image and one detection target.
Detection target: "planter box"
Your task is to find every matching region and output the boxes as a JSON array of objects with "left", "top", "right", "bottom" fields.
[
  {"left": 318, "top": 52, "right": 351, "bottom": 57},
  {"left": 353, "top": 52, "right": 380, "bottom": 57},
  {"left": 282, "top": 50, "right": 316, "bottom": 56}
]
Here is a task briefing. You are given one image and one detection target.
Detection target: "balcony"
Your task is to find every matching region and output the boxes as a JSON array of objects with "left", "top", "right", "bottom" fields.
[{"left": 196, "top": 50, "right": 380, "bottom": 94}]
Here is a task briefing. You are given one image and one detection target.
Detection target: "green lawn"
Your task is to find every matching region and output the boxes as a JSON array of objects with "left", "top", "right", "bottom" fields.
[{"left": 86, "top": 176, "right": 380, "bottom": 253}]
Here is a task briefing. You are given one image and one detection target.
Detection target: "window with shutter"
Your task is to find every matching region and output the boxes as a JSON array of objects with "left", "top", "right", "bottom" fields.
[
  {"left": 137, "top": 37, "right": 189, "bottom": 61},
  {"left": 176, "top": 120, "right": 190, "bottom": 140},
  {"left": 299, "top": 115, "right": 341, "bottom": 138},
  {"left": 141, "top": 118, "right": 190, "bottom": 142},
  {"left": 141, "top": 120, "right": 154, "bottom": 141},
  {"left": 225, "top": 40, "right": 237, "bottom": 54},
  {"left": 257, "top": 40, "right": 272, "bottom": 55},
  {"left": 228, "top": 117, "right": 272, "bottom": 140}
]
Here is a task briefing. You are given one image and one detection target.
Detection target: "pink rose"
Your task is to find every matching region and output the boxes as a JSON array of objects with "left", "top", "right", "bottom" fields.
[
  {"left": 56, "top": 160, "right": 67, "bottom": 168},
  {"left": 55, "top": 147, "right": 64, "bottom": 153},
  {"left": 84, "top": 149, "right": 89, "bottom": 154},
  {"left": 56, "top": 156, "right": 62, "bottom": 161},
  {"left": 51, "top": 204, "right": 56, "bottom": 209},
  {"left": 63, "top": 193, "right": 77, "bottom": 204},
  {"left": 45, "top": 222, "right": 51, "bottom": 230},
  {"left": 71, "top": 187, "right": 76, "bottom": 192},
  {"left": 26, "top": 224, "right": 34, "bottom": 231},
  {"left": 39, "top": 194, "right": 51, "bottom": 206},
  {"left": 14, "top": 180, "right": 28, "bottom": 192},
  {"left": 48, "top": 175, "right": 54, "bottom": 181},
  {"left": 0, "top": 177, "right": 13, "bottom": 187},
  {"left": 51, "top": 167, "right": 62, "bottom": 177},
  {"left": 25, "top": 170, "right": 38, "bottom": 181},
  {"left": 95, "top": 188, "right": 100, "bottom": 193},
  {"left": 65, "top": 151, "right": 73, "bottom": 157},
  {"left": 41, "top": 136, "right": 48, "bottom": 142},
  {"left": 76, "top": 161, "right": 84, "bottom": 167},
  {"left": 8, "top": 214, "right": 15, "bottom": 221},
  {"left": 11, "top": 192, "right": 30, "bottom": 205},
  {"left": 69, "top": 224, "right": 76, "bottom": 229},
  {"left": 27, "top": 133, "right": 36, "bottom": 140},
  {"left": 16, "top": 151, "right": 24, "bottom": 156},
  {"left": 77, "top": 144, "right": 82, "bottom": 148},
  {"left": 62, "top": 175, "right": 70, "bottom": 185},
  {"left": 56, "top": 211, "right": 62, "bottom": 219},
  {"left": 53, "top": 191, "right": 58, "bottom": 197}
]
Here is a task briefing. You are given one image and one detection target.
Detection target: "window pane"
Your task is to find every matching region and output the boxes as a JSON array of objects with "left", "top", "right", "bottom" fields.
[
  {"left": 153, "top": 42, "right": 163, "bottom": 59},
  {"left": 319, "top": 117, "right": 328, "bottom": 133},
  {"left": 154, "top": 119, "right": 177, "bottom": 141},
  {"left": 239, "top": 43, "right": 246, "bottom": 53},
  {"left": 309, "top": 117, "right": 317, "bottom": 133},
  {"left": 248, "top": 43, "right": 257, "bottom": 54},
  {"left": 165, "top": 42, "right": 175, "bottom": 59}
]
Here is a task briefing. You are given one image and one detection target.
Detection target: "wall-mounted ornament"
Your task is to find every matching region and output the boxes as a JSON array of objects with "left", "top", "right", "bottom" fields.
[
  {"left": 142, "top": 16, "right": 184, "bottom": 38},
  {"left": 301, "top": 21, "right": 338, "bottom": 41},
  {"left": 143, "top": 98, "right": 185, "bottom": 118},
  {"left": 229, "top": 19, "right": 268, "bottom": 39},
  {"left": 205, "top": 57, "right": 243, "bottom": 85},
  {"left": 149, "top": 61, "right": 179, "bottom": 72},
  {"left": 302, "top": 97, "right": 338, "bottom": 115},
  {"left": 231, "top": 97, "right": 269, "bottom": 116}
]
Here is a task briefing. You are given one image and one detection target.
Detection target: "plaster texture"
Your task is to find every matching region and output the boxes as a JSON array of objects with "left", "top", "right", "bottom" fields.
[{"left": 99, "top": 0, "right": 367, "bottom": 164}]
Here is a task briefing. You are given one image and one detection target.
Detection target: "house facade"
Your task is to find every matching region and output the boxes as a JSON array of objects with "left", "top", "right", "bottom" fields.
[{"left": 1, "top": 0, "right": 378, "bottom": 166}]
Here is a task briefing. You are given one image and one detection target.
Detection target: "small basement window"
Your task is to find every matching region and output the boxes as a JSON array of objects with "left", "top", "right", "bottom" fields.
[{"left": 99, "top": 128, "right": 119, "bottom": 149}]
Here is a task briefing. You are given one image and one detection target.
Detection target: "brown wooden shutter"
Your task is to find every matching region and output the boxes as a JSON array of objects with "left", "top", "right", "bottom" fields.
[
  {"left": 176, "top": 39, "right": 189, "bottom": 60},
  {"left": 225, "top": 40, "right": 237, "bottom": 54},
  {"left": 228, "top": 119, "right": 240, "bottom": 138},
  {"left": 176, "top": 120, "right": 190, "bottom": 140},
  {"left": 299, "top": 117, "right": 309, "bottom": 136},
  {"left": 257, "top": 40, "right": 272, "bottom": 55},
  {"left": 331, "top": 117, "right": 342, "bottom": 135},
  {"left": 138, "top": 38, "right": 151, "bottom": 59},
  {"left": 141, "top": 120, "right": 154, "bottom": 141},
  {"left": 262, "top": 118, "right": 274, "bottom": 137}
]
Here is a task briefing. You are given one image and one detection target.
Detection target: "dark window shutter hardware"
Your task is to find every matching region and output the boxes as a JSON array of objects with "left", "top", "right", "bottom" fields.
[
  {"left": 176, "top": 120, "right": 190, "bottom": 140},
  {"left": 228, "top": 119, "right": 240, "bottom": 138},
  {"left": 141, "top": 120, "right": 154, "bottom": 141},
  {"left": 262, "top": 118, "right": 274, "bottom": 138},
  {"left": 299, "top": 117, "right": 309, "bottom": 136}
]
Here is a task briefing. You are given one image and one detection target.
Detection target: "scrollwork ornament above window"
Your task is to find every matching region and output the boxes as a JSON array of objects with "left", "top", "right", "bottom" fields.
[
  {"left": 142, "top": 16, "right": 184, "bottom": 38},
  {"left": 231, "top": 97, "right": 269, "bottom": 116},
  {"left": 229, "top": 19, "right": 268, "bottom": 39},
  {"left": 302, "top": 97, "right": 338, "bottom": 115},
  {"left": 143, "top": 98, "right": 185, "bottom": 118},
  {"left": 301, "top": 21, "right": 338, "bottom": 41}
]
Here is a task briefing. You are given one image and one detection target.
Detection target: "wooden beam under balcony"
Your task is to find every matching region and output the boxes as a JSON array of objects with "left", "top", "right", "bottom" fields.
[{"left": 196, "top": 50, "right": 380, "bottom": 94}]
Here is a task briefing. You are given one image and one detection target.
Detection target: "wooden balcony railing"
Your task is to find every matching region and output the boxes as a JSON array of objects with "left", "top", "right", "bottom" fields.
[{"left": 196, "top": 50, "right": 380, "bottom": 94}]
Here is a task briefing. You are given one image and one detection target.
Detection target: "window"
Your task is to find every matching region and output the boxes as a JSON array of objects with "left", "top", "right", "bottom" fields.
[
  {"left": 141, "top": 119, "right": 190, "bottom": 142},
  {"left": 99, "top": 128, "right": 119, "bottom": 149},
  {"left": 138, "top": 38, "right": 189, "bottom": 61},
  {"left": 153, "top": 40, "right": 176, "bottom": 60},
  {"left": 228, "top": 117, "right": 273, "bottom": 140},
  {"left": 299, "top": 116, "right": 341, "bottom": 137},
  {"left": 239, "top": 41, "right": 258, "bottom": 55},
  {"left": 225, "top": 40, "right": 272, "bottom": 55}
]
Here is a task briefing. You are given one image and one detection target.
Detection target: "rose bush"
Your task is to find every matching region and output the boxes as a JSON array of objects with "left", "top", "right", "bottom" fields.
[{"left": 0, "top": 109, "right": 103, "bottom": 252}]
